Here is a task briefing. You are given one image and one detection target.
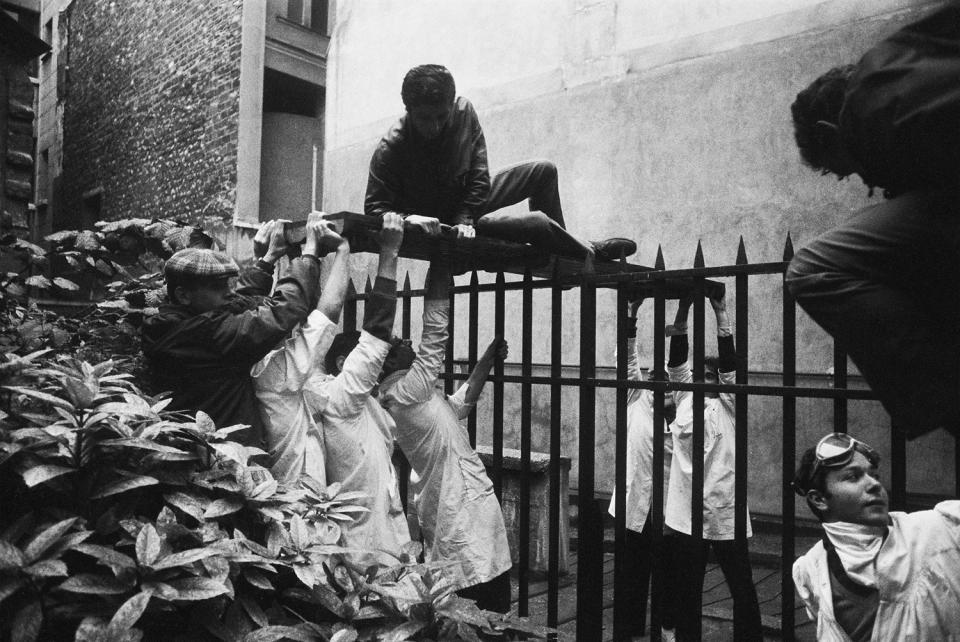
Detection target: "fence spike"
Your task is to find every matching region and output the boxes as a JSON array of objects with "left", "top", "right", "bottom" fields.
[
  {"left": 736, "top": 236, "right": 748, "bottom": 265},
  {"left": 783, "top": 233, "right": 795, "bottom": 261},
  {"left": 694, "top": 240, "right": 705, "bottom": 268},
  {"left": 655, "top": 245, "right": 665, "bottom": 270},
  {"left": 346, "top": 279, "right": 356, "bottom": 296},
  {"left": 364, "top": 275, "right": 372, "bottom": 293},
  {"left": 403, "top": 272, "right": 411, "bottom": 292},
  {"left": 470, "top": 269, "right": 479, "bottom": 288}
]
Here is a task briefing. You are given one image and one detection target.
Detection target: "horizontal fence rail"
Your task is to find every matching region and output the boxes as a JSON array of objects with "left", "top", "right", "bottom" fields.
[{"left": 338, "top": 238, "right": 956, "bottom": 642}]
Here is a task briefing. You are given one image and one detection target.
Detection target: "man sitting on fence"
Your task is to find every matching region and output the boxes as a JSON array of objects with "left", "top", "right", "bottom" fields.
[
  {"left": 141, "top": 215, "right": 337, "bottom": 448},
  {"left": 378, "top": 259, "right": 513, "bottom": 613},
  {"left": 301, "top": 213, "right": 412, "bottom": 566},
  {"left": 607, "top": 296, "right": 676, "bottom": 638},
  {"left": 365, "top": 63, "right": 636, "bottom": 262},
  {"left": 792, "top": 432, "right": 960, "bottom": 640},
  {"left": 785, "top": 3, "right": 960, "bottom": 439},
  {"left": 665, "top": 293, "right": 762, "bottom": 642}
]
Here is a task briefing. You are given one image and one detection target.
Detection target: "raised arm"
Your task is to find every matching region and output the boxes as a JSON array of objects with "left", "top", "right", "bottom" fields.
[
  {"left": 321, "top": 215, "right": 405, "bottom": 421},
  {"left": 449, "top": 336, "right": 507, "bottom": 419},
  {"left": 711, "top": 292, "right": 737, "bottom": 414},
  {"left": 237, "top": 219, "right": 288, "bottom": 296},
  {"left": 382, "top": 261, "right": 452, "bottom": 405},
  {"left": 316, "top": 222, "right": 351, "bottom": 323}
]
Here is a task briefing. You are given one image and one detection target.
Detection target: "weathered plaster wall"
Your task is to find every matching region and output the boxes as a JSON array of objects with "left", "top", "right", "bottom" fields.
[{"left": 323, "top": 0, "right": 956, "bottom": 516}]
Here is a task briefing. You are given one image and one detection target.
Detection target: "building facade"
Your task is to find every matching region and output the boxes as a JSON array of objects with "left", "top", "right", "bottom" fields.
[{"left": 34, "top": 0, "right": 329, "bottom": 245}]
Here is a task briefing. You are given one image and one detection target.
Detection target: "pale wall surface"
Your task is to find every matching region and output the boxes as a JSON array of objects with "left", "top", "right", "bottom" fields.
[{"left": 322, "top": 0, "right": 956, "bottom": 515}]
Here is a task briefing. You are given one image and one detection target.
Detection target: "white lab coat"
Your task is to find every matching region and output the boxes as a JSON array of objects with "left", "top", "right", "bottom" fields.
[
  {"left": 665, "top": 361, "right": 751, "bottom": 539},
  {"left": 793, "top": 501, "right": 960, "bottom": 641},
  {"left": 251, "top": 310, "right": 335, "bottom": 487},
  {"left": 380, "top": 299, "right": 512, "bottom": 591},
  {"left": 607, "top": 337, "right": 673, "bottom": 532},
  {"left": 304, "top": 331, "right": 410, "bottom": 566}
]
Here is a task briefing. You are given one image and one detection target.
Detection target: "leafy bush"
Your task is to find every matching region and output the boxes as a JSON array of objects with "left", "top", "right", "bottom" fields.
[{"left": 0, "top": 348, "right": 555, "bottom": 641}]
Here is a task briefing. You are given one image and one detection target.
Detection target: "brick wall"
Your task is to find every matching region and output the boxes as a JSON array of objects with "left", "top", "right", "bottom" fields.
[{"left": 60, "top": 0, "right": 243, "bottom": 229}]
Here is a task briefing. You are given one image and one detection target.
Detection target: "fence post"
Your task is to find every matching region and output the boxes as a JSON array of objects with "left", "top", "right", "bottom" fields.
[
  {"left": 445, "top": 274, "right": 455, "bottom": 395},
  {"left": 735, "top": 238, "right": 750, "bottom": 542},
  {"left": 613, "top": 271, "right": 629, "bottom": 640},
  {"left": 781, "top": 234, "right": 797, "bottom": 641},
  {"left": 468, "top": 270, "right": 479, "bottom": 447},
  {"left": 343, "top": 279, "right": 357, "bottom": 332},
  {"left": 576, "top": 255, "right": 602, "bottom": 642},
  {"left": 690, "top": 242, "right": 706, "bottom": 641},
  {"left": 548, "top": 262, "right": 562, "bottom": 636},
  {"left": 650, "top": 247, "right": 667, "bottom": 642},
  {"left": 519, "top": 268, "right": 533, "bottom": 616},
  {"left": 493, "top": 271, "right": 505, "bottom": 503}
]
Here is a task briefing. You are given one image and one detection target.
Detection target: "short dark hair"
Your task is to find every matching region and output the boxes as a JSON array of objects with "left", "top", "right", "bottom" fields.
[
  {"left": 401, "top": 64, "right": 456, "bottom": 110},
  {"left": 790, "top": 64, "right": 856, "bottom": 173},
  {"left": 325, "top": 331, "right": 361, "bottom": 375}
]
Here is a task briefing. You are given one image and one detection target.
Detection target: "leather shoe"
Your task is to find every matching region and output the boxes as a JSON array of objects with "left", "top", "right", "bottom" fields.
[{"left": 591, "top": 237, "right": 637, "bottom": 261}]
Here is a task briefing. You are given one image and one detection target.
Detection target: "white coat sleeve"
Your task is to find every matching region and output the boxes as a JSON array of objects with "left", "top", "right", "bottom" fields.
[
  {"left": 322, "top": 331, "right": 391, "bottom": 422},
  {"left": 447, "top": 383, "right": 474, "bottom": 420},
  {"left": 668, "top": 360, "right": 693, "bottom": 432},
  {"left": 250, "top": 311, "right": 336, "bottom": 391},
  {"left": 384, "top": 299, "right": 449, "bottom": 406}
]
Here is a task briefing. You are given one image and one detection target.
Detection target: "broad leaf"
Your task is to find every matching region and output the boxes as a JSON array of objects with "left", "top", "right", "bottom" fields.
[
  {"left": 11, "top": 600, "right": 42, "bottom": 642},
  {"left": 53, "top": 277, "right": 79, "bottom": 291},
  {"left": 58, "top": 573, "right": 134, "bottom": 595},
  {"left": 106, "top": 591, "right": 151, "bottom": 636},
  {"left": 289, "top": 515, "right": 309, "bottom": 550},
  {"left": 164, "top": 491, "right": 207, "bottom": 521},
  {"left": 329, "top": 629, "right": 359, "bottom": 642},
  {"left": 23, "top": 517, "right": 78, "bottom": 563},
  {"left": 135, "top": 524, "right": 161, "bottom": 566},
  {"left": 150, "top": 548, "right": 219, "bottom": 571},
  {"left": 0, "top": 541, "right": 26, "bottom": 570},
  {"left": 203, "top": 498, "right": 243, "bottom": 519},
  {"left": 241, "top": 626, "right": 316, "bottom": 642},
  {"left": 74, "top": 616, "right": 108, "bottom": 642},
  {"left": 242, "top": 569, "right": 275, "bottom": 592},
  {"left": 141, "top": 581, "right": 178, "bottom": 600},
  {"left": 23, "top": 560, "right": 68, "bottom": 577},
  {"left": 21, "top": 464, "right": 76, "bottom": 488},
  {"left": 75, "top": 543, "right": 137, "bottom": 575},
  {"left": 3, "top": 386, "right": 74, "bottom": 412},
  {"left": 293, "top": 563, "right": 318, "bottom": 589},
  {"left": 23, "top": 275, "right": 52, "bottom": 289},
  {"left": 165, "top": 576, "right": 229, "bottom": 601},
  {"left": 380, "top": 621, "right": 427, "bottom": 642},
  {"left": 92, "top": 475, "right": 159, "bottom": 499}
]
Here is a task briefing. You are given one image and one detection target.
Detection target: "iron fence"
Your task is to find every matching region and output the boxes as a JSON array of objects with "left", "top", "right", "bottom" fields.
[{"left": 339, "top": 235, "right": 958, "bottom": 641}]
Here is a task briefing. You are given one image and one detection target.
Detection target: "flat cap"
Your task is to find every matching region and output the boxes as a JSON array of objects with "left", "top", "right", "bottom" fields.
[{"left": 164, "top": 248, "right": 239, "bottom": 280}]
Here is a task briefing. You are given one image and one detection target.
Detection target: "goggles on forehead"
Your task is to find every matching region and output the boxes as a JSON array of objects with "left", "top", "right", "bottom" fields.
[{"left": 793, "top": 432, "right": 880, "bottom": 496}]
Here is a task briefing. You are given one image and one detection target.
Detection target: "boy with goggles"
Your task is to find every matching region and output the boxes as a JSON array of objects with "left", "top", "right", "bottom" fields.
[{"left": 792, "top": 432, "right": 960, "bottom": 641}]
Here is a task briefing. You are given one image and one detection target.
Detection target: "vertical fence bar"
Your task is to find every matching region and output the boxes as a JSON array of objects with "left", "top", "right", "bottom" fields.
[
  {"left": 781, "top": 236, "right": 797, "bottom": 641},
  {"left": 519, "top": 269, "right": 533, "bottom": 616},
  {"left": 576, "top": 258, "right": 602, "bottom": 642},
  {"left": 613, "top": 281, "right": 629, "bottom": 640},
  {"left": 343, "top": 279, "right": 357, "bottom": 332},
  {"left": 468, "top": 270, "right": 479, "bottom": 447},
  {"left": 493, "top": 272, "right": 506, "bottom": 502},
  {"left": 690, "top": 243, "right": 706, "bottom": 641},
  {"left": 833, "top": 345, "right": 848, "bottom": 433},
  {"left": 649, "top": 248, "right": 667, "bottom": 642},
  {"left": 395, "top": 273, "right": 412, "bottom": 513},
  {"left": 548, "top": 264, "right": 562, "bottom": 637},
  {"left": 735, "top": 239, "right": 749, "bottom": 544},
  {"left": 445, "top": 275, "right": 456, "bottom": 395}
]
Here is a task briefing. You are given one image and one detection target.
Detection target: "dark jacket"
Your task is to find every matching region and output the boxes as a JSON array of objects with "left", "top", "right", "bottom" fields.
[
  {"left": 141, "top": 257, "right": 321, "bottom": 446},
  {"left": 365, "top": 96, "right": 491, "bottom": 226},
  {"left": 841, "top": 3, "right": 960, "bottom": 196}
]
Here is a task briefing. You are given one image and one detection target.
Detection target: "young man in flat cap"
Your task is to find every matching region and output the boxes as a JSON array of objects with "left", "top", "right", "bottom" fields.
[
  {"left": 792, "top": 432, "right": 960, "bottom": 641},
  {"left": 141, "top": 214, "right": 339, "bottom": 447},
  {"left": 366, "top": 63, "right": 636, "bottom": 262}
]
